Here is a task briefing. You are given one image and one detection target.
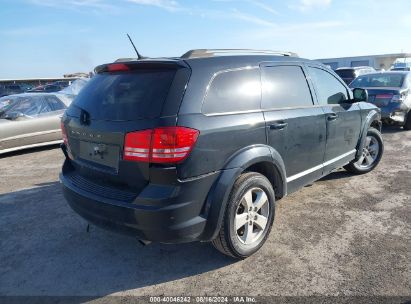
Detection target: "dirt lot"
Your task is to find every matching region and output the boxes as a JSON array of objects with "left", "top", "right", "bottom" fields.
[{"left": 0, "top": 127, "right": 410, "bottom": 298}]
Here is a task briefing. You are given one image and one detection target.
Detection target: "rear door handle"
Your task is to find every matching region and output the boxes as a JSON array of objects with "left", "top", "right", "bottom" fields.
[
  {"left": 327, "top": 113, "right": 338, "bottom": 121},
  {"left": 269, "top": 122, "right": 288, "bottom": 130}
]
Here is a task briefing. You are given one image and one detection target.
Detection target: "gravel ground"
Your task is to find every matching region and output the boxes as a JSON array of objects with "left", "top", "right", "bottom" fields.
[{"left": 0, "top": 127, "right": 410, "bottom": 299}]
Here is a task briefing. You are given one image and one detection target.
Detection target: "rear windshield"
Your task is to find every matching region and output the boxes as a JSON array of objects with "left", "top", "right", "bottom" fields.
[
  {"left": 350, "top": 73, "right": 405, "bottom": 88},
  {"left": 0, "top": 95, "right": 51, "bottom": 117},
  {"left": 335, "top": 70, "right": 355, "bottom": 78},
  {"left": 71, "top": 69, "right": 176, "bottom": 121}
]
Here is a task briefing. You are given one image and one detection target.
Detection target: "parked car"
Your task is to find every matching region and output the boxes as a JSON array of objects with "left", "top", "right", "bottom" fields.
[
  {"left": 391, "top": 61, "right": 411, "bottom": 71},
  {"left": 29, "top": 83, "right": 65, "bottom": 93},
  {"left": 391, "top": 67, "right": 410, "bottom": 71},
  {"left": 0, "top": 93, "right": 73, "bottom": 154},
  {"left": 0, "top": 84, "right": 27, "bottom": 97},
  {"left": 60, "top": 49, "right": 383, "bottom": 258},
  {"left": 335, "top": 66, "right": 376, "bottom": 85},
  {"left": 349, "top": 71, "right": 411, "bottom": 130}
]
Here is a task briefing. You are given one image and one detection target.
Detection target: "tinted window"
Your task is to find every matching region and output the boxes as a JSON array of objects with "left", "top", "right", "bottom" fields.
[
  {"left": 308, "top": 67, "right": 348, "bottom": 104},
  {"left": 203, "top": 68, "right": 261, "bottom": 114},
  {"left": 262, "top": 65, "right": 313, "bottom": 109},
  {"left": 350, "top": 73, "right": 405, "bottom": 88},
  {"left": 335, "top": 69, "right": 355, "bottom": 79},
  {"left": 72, "top": 69, "right": 176, "bottom": 121}
]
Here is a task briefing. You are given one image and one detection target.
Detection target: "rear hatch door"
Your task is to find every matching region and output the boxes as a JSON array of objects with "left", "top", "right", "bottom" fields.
[
  {"left": 62, "top": 61, "right": 189, "bottom": 197},
  {"left": 366, "top": 87, "right": 401, "bottom": 107}
]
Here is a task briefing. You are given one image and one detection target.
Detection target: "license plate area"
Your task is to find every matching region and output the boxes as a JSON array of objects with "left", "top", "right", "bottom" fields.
[
  {"left": 374, "top": 98, "right": 390, "bottom": 107},
  {"left": 78, "top": 140, "right": 120, "bottom": 171}
]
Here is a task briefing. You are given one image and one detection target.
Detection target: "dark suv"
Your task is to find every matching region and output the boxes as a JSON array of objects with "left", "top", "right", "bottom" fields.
[
  {"left": 60, "top": 49, "right": 384, "bottom": 258},
  {"left": 335, "top": 66, "right": 376, "bottom": 85}
]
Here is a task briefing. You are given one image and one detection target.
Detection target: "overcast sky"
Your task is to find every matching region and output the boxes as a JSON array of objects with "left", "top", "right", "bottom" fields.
[{"left": 1, "top": 0, "right": 410, "bottom": 78}]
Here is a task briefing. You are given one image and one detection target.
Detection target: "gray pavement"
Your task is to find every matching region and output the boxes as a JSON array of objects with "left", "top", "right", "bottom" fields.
[{"left": 0, "top": 127, "right": 410, "bottom": 297}]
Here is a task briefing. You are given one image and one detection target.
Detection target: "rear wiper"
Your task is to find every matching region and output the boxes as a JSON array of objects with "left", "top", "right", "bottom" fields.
[{"left": 73, "top": 104, "right": 91, "bottom": 125}]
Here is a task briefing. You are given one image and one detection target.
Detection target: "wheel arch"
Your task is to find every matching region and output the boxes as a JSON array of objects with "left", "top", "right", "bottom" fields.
[
  {"left": 199, "top": 144, "right": 286, "bottom": 241},
  {"left": 356, "top": 109, "right": 381, "bottom": 159}
]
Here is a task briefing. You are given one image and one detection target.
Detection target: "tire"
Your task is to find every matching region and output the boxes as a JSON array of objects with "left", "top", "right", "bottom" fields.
[
  {"left": 211, "top": 172, "right": 275, "bottom": 258},
  {"left": 344, "top": 127, "right": 384, "bottom": 174},
  {"left": 403, "top": 111, "right": 411, "bottom": 130}
]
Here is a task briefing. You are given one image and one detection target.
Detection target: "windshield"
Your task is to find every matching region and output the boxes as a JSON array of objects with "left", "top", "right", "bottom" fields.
[
  {"left": 350, "top": 73, "right": 405, "bottom": 88},
  {"left": 70, "top": 69, "right": 176, "bottom": 121}
]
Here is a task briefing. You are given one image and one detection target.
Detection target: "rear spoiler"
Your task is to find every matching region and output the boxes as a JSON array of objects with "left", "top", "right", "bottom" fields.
[{"left": 94, "top": 60, "right": 188, "bottom": 74}]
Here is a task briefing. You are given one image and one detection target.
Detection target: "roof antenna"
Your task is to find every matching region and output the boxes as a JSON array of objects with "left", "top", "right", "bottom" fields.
[{"left": 126, "top": 33, "right": 145, "bottom": 59}]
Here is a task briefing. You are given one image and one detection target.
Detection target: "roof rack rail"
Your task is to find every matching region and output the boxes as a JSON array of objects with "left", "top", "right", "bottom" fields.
[{"left": 181, "top": 49, "right": 298, "bottom": 59}]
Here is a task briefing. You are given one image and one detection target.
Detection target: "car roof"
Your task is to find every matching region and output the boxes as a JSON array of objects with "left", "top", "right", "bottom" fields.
[
  {"left": 354, "top": 71, "right": 410, "bottom": 77},
  {"left": 108, "top": 49, "right": 326, "bottom": 70},
  {"left": 107, "top": 54, "right": 320, "bottom": 73}
]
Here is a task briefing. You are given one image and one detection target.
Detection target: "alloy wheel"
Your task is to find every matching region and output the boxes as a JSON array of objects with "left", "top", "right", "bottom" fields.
[
  {"left": 356, "top": 135, "right": 380, "bottom": 169},
  {"left": 235, "top": 187, "right": 270, "bottom": 245}
]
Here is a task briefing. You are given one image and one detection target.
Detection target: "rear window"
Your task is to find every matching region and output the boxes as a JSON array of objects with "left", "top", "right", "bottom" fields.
[
  {"left": 0, "top": 95, "right": 51, "bottom": 116},
  {"left": 335, "top": 69, "right": 355, "bottom": 78},
  {"left": 71, "top": 69, "right": 176, "bottom": 121},
  {"left": 350, "top": 74, "right": 405, "bottom": 88}
]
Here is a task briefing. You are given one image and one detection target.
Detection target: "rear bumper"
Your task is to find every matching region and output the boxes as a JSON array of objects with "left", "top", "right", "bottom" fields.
[
  {"left": 381, "top": 110, "right": 407, "bottom": 125},
  {"left": 60, "top": 161, "right": 219, "bottom": 243},
  {"left": 379, "top": 104, "right": 408, "bottom": 125}
]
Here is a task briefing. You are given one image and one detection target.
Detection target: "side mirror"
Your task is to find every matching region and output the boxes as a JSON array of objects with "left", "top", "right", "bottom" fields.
[{"left": 352, "top": 88, "right": 368, "bottom": 102}]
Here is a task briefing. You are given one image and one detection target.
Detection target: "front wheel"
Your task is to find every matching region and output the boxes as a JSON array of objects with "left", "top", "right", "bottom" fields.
[
  {"left": 211, "top": 172, "right": 275, "bottom": 258},
  {"left": 344, "top": 127, "right": 384, "bottom": 174}
]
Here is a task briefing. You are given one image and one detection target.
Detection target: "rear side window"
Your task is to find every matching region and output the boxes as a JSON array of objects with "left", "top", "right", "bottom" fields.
[
  {"left": 202, "top": 68, "right": 261, "bottom": 114},
  {"left": 46, "top": 96, "right": 66, "bottom": 111},
  {"left": 308, "top": 67, "right": 348, "bottom": 105},
  {"left": 262, "top": 65, "right": 313, "bottom": 109},
  {"left": 71, "top": 69, "right": 176, "bottom": 121}
]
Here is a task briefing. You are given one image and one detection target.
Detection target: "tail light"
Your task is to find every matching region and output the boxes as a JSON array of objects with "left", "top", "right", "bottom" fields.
[
  {"left": 392, "top": 93, "right": 407, "bottom": 103},
  {"left": 151, "top": 127, "right": 199, "bottom": 163},
  {"left": 124, "top": 129, "right": 152, "bottom": 162},
  {"left": 124, "top": 127, "right": 199, "bottom": 164},
  {"left": 375, "top": 94, "right": 393, "bottom": 99},
  {"left": 107, "top": 63, "right": 130, "bottom": 72},
  {"left": 61, "top": 122, "right": 73, "bottom": 159},
  {"left": 61, "top": 122, "right": 68, "bottom": 146}
]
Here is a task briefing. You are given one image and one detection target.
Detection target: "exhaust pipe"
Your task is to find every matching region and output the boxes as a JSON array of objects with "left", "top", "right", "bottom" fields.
[{"left": 138, "top": 239, "right": 152, "bottom": 246}]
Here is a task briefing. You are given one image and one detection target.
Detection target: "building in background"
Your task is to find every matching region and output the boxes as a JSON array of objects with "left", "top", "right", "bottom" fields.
[{"left": 316, "top": 53, "right": 411, "bottom": 71}]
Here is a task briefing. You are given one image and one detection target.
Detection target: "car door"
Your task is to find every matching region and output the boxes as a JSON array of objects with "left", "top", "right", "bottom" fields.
[
  {"left": 261, "top": 63, "right": 327, "bottom": 193},
  {"left": 0, "top": 96, "right": 62, "bottom": 150},
  {"left": 306, "top": 65, "right": 362, "bottom": 174}
]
